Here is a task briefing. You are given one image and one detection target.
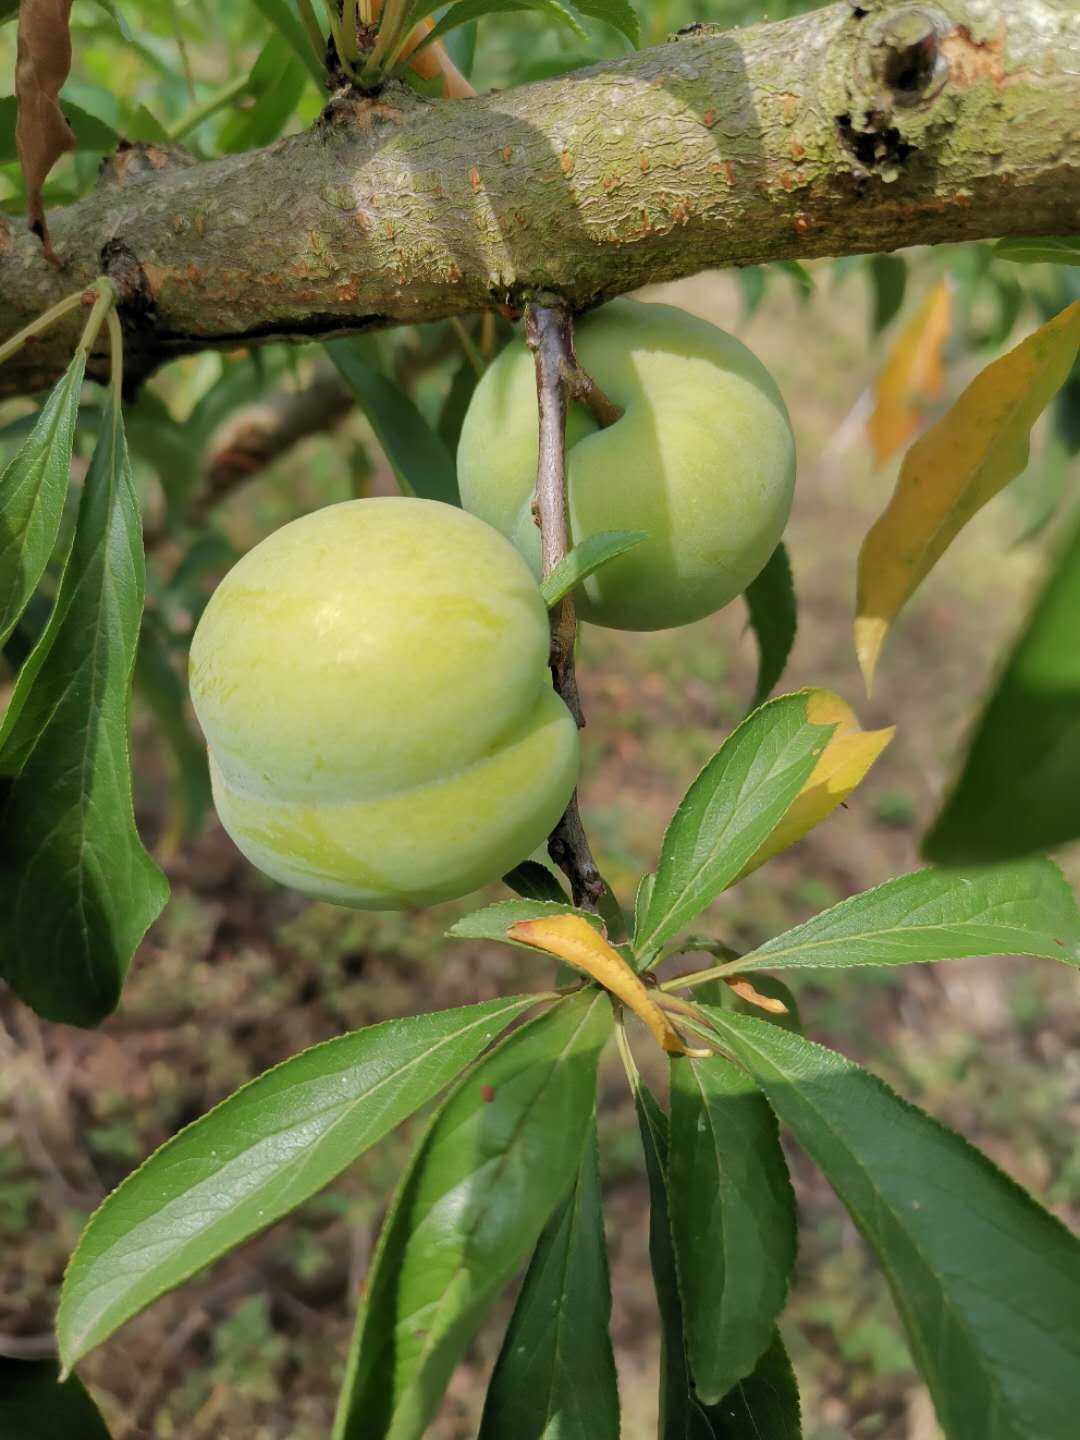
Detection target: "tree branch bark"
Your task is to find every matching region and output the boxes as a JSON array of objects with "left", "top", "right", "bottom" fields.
[{"left": 0, "top": 0, "right": 1077, "bottom": 399}]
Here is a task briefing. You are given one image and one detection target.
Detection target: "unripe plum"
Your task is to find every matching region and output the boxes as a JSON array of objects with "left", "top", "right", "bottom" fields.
[
  {"left": 458, "top": 298, "right": 796, "bottom": 631},
  {"left": 189, "top": 497, "right": 579, "bottom": 909}
]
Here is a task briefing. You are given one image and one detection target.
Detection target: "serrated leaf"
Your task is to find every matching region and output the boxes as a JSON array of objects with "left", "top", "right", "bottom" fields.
[
  {"left": 923, "top": 517, "right": 1080, "bottom": 863},
  {"left": 668, "top": 1054, "right": 796, "bottom": 1403},
  {"left": 721, "top": 859, "right": 1080, "bottom": 975},
  {"left": 867, "top": 279, "right": 952, "bottom": 467},
  {"left": 0, "top": 353, "right": 85, "bottom": 647},
  {"left": 333, "top": 991, "right": 611, "bottom": 1440},
  {"left": 479, "top": 1126, "right": 618, "bottom": 1439},
  {"left": 326, "top": 340, "right": 460, "bottom": 506},
  {"left": 540, "top": 529, "right": 648, "bottom": 608},
  {"left": 502, "top": 859, "right": 569, "bottom": 902},
  {"left": 0, "top": 1357, "right": 111, "bottom": 1439},
  {"left": 511, "top": 912, "right": 692, "bottom": 1054},
  {"left": 703, "top": 1009, "right": 1080, "bottom": 1440},
  {"left": 736, "top": 689, "right": 893, "bottom": 879},
  {"left": 857, "top": 299, "right": 1080, "bottom": 689},
  {"left": 0, "top": 401, "right": 169, "bottom": 1026},
  {"left": 867, "top": 253, "right": 907, "bottom": 335},
  {"left": 636, "top": 693, "right": 837, "bottom": 962},
  {"left": 703, "top": 1331, "right": 801, "bottom": 1439},
  {"left": 57, "top": 995, "right": 533, "bottom": 1370},
  {"left": 994, "top": 237, "right": 1080, "bottom": 267},
  {"left": 250, "top": 0, "right": 327, "bottom": 85},
  {"left": 743, "top": 544, "right": 796, "bottom": 712},
  {"left": 448, "top": 898, "right": 600, "bottom": 944}
]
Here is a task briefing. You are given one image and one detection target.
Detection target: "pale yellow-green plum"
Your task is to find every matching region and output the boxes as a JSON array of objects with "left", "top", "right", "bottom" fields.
[
  {"left": 188, "top": 497, "right": 579, "bottom": 909},
  {"left": 458, "top": 298, "right": 796, "bottom": 631}
]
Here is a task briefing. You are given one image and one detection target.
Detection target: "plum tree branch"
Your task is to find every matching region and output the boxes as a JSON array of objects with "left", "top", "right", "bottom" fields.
[
  {"left": 526, "top": 301, "right": 612, "bottom": 918},
  {"left": 0, "top": 0, "right": 1077, "bottom": 399}
]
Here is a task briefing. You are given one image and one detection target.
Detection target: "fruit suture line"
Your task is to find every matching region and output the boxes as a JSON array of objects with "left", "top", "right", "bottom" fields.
[{"left": 525, "top": 301, "right": 619, "bottom": 919}]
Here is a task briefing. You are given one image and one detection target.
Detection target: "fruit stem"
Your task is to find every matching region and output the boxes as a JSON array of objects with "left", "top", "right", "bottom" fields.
[{"left": 525, "top": 301, "right": 619, "bottom": 927}]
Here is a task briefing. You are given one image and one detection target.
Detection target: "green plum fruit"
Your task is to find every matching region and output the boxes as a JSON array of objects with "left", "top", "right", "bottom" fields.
[
  {"left": 457, "top": 298, "right": 796, "bottom": 631},
  {"left": 188, "top": 497, "right": 579, "bottom": 909}
]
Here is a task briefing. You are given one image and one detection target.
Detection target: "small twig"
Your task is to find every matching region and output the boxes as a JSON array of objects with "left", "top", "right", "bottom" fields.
[
  {"left": 525, "top": 301, "right": 616, "bottom": 917},
  {"left": 560, "top": 328, "right": 623, "bottom": 429}
]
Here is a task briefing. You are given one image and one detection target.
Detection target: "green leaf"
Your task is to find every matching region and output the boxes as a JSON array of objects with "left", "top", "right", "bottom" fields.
[
  {"left": 636, "top": 1084, "right": 800, "bottom": 1438},
  {"left": 540, "top": 529, "right": 648, "bottom": 608},
  {"left": 250, "top": 0, "right": 327, "bottom": 86},
  {"left": 637, "top": 694, "right": 836, "bottom": 961},
  {"left": 703, "top": 1331, "right": 801, "bottom": 1440},
  {"left": 479, "top": 1125, "right": 618, "bottom": 1440},
  {"left": 0, "top": 353, "right": 85, "bottom": 648},
  {"left": 1, "top": 95, "right": 117, "bottom": 162},
  {"left": 569, "top": 0, "right": 640, "bottom": 47},
  {"left": 993, "top": 237, "right": 1080, "bottom": 267},
  {"left": 502, "top": 859, "right": 569, "bottom": 903},
  {"left": 122, "top": 103, "right": 170, "bottom": 143},
  {"left": 437, "top": 354, "right": 481, "bottom": 455},
  {"left": 724, "top": 859, "right": 1080, "bottom": 975},
  {"left": 868, "top": 254, "right": 907, "bottom": 334},
  {"left": 0, "top": 1358, "right": 111, "bottom": 1439},
  {"left": 923, "top": 518, "right": 1080, "bottom": 863},
  {"left": 702, "top": 1009, "right": 1080, "bottom": 1440},
  {"left": 218, "top": 35, "right": 308, "bottom": 152},
  {"left": 326, "top": 340, "right": 460, "bottom": 506},
  {"left": 743, "top": 544, "right": 796, "bottom": 712},
  {"left": 0, "top": 401, "right": 168, "bottom": 1027},
  {"left": 447, "top": 898, "right": 601, "bottom": 946},
  {"left": 57, "top": 995, "right": 535, "bottom": 1370},
  {"left": 0, "top": 0, "right": 17, "bottom": 25},
  {"left": 333, "top": 991, "right": 611, "bottom": 1440},
  {"left": 668, "top": 1055, "right": 796, "bottom": 1403},
  {"left": 421, "top": 0, "right": 588, "bottom": 53}
]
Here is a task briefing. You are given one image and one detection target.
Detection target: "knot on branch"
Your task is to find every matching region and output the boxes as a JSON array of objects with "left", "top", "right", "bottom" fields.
[{"left": 98, "top": 139, "right": 198, "bottom": 189}]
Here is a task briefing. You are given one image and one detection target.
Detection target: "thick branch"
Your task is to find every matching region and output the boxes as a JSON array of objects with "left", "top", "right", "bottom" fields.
[{"left": 1, "top": 0, "right": 1078, "bottom": 398}]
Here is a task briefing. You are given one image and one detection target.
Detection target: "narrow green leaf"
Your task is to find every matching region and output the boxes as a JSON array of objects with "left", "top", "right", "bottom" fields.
[
  {"left": 448, "top": 898, "right": 601, "bottom": 946},
  {"left": 703, "top": 1331, "right": 801, "bottom": 1440},
  {"left": 326, "top": 340, "right": 460, "bottom": 506},
  {"left": 421, "top": 0, "right": 588, "bottom": 52},
  {"left": 122, "top": 103, "right": 170, "bottom": 143},
  {"left": 703, "top": 1009, "right": 1080, "bottom": 1440},
  {"left": 540, "top": 529, "right": 648, "bottom": 608},
  {"left": 57, "top": 995, "right": 535, "bottom": 1370},
  {"left": 669, "top": 1055, "right": 796, "bottom": 1403},
  {"left": 250, "top": 0, "right": 327, "bottom": 85},
  {"left": 0, "top": 1358, "right": 111, "bottom": 1439},
  {"left": 0, "top": 401, "right": 168, "bottom": 1027},
  {"left": 479, "top": 1125, "right": 618, "bottom": 1440},
  {"left": 0, "top": 353, "right": 85, "bottom": 647},
  {"left": 333, "top": 991, "right": 611, "bottom": 1440},
  {"left": 868, "top": 254, "right": 908, "bottom": 334},
  {"left": 502, "top": 859, "right": 569, "bottom": 903},
  {"left": 218, "top": 36, "right": 308, "bottom": 152},
  {"left": 993, "top": 237, "right": 1080, "bottom": 267},
  {"left": 743, "top": 544, "right": 796, "bottom": 711},
  {"left": 637, "top": 694, "right": 836, "bottom": 960},
  {"left": 923, "top": 518, "right": 1080, "bottom": 863},
  {"left": 437, "top": 354, "right": 481, "bottom": 455},
  {"left": 726, "top": 859, "right": 1080, "bottom": 975},
  {"left": 633, "top": 872, "right": 655, "bottom": 948},
  {"left": 636, "top": 1085, "right": 800, "bottom": 1439}
]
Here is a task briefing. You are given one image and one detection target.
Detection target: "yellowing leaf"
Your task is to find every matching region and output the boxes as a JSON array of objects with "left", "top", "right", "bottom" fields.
[
  {"left": 508, "top": 914, "right": 691, "bottom": 1056},
  {"left": 857, "top": 299, "right": 1080, "bottom": 690},
  {"left": 723, "top": 977, "right": 789, "bottom": 1014},
  {"left": 867, "top": 280, "right": 952, "bottom": 467},
  {"left": 738, "top": 689, "right": 894, "bottom": 878}
]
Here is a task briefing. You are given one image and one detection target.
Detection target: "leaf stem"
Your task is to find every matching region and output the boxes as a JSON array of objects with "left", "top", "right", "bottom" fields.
[
  {"left": 0, "top": 291, "right": 87, "bottom": 369},
  {"left": 296, "top": 0, "right": 328, "bottom": 63},
  {"left": 106, "top": 309, "right": 124, "bottom": 414},
  {"left": 75, "top": 279, "right": 119, "bottom": 359},
  {"left": 449, "top": 317, "right": 484, "bottom": 378},
  {"left": 168, "top": 73, "right": 250, "bottom": 141},
  {"left": 659, "top": 956, "right": 743, "bottom": 992},
  {"left": 320, "top": 0, "right": 353, "bottom": 74},
  {"left": 613, "top": 1010, "right": 640, "bottom": 1092}
]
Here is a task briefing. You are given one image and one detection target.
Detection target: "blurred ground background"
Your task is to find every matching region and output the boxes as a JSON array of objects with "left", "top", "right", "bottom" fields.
[{"left": 2, "top": 2, "right": 1079, "bottom": 1437}]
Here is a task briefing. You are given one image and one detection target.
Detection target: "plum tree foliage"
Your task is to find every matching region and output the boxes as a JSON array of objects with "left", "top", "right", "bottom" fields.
[{"left": 0, "top": 1, "right": 1079, "bottom": 1438}]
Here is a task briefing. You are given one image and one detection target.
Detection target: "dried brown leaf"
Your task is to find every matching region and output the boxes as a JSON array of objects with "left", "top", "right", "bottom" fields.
[{"left": 15, "top": 0, "right": 76, "bottom": 266}]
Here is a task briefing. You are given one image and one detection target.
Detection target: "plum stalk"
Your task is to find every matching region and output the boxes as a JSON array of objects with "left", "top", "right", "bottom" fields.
[{"left": 525, "top": 301, "right": 622, "bottom": 923}]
